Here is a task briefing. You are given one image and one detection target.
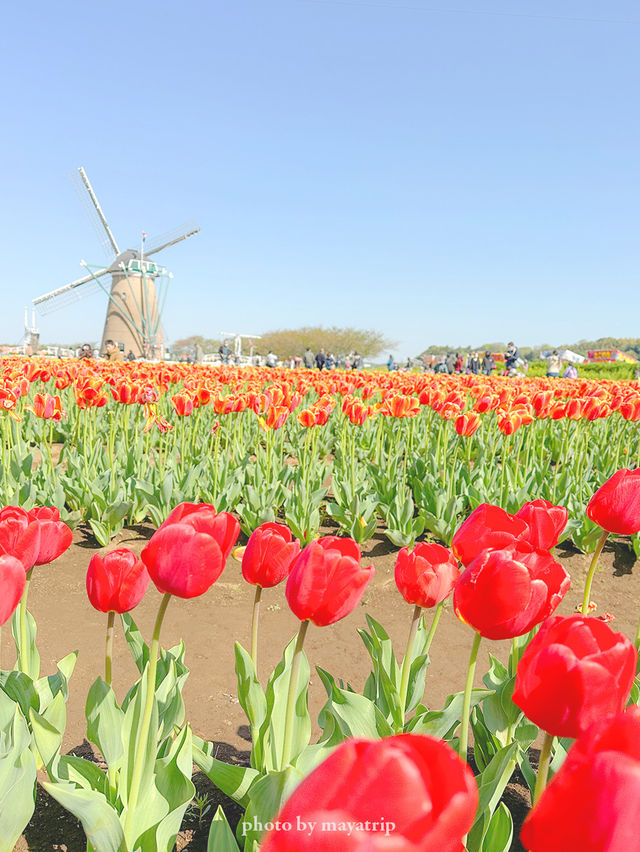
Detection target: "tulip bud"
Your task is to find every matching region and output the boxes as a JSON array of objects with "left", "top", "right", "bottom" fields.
[
  {"left": 142, "top": 502, "right": 240, "bottom": 598},
  {"left": 86, "top": 548, "right": 149, "bottom": 613},
  {"left": 242, "top": 522, "right": 300, "bottom": 588},
  {"left": 395, "top": 542, "right": 459, "bottom": 608},
  {"left": 27, "top": 506, "right": 73, "bottom": 565},
  {"left": 286, "top": 537, "right": 373, "bottom": 626}
]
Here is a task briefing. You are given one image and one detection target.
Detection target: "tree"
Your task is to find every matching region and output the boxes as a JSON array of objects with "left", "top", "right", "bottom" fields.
[
  {"left": 257, "top": 326, "right": 395, "bottom": 360},
  {"left": 170, "top": 335, "right": 221, "bottom": 359}
]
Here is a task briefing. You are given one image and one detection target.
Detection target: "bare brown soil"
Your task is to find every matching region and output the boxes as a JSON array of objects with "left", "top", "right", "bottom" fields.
[{"left": 9, "top": 524, "right": 640, "bottom": 851}]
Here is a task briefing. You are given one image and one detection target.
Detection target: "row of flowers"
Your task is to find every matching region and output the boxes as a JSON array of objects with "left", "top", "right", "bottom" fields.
[{"left": 2, "top": 357, "right": 640, "bottom": 426}]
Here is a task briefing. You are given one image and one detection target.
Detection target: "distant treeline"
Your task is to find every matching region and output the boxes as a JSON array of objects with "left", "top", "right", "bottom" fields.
[{"left": 171, "top": 327, "right": 396, "bottom": 361}]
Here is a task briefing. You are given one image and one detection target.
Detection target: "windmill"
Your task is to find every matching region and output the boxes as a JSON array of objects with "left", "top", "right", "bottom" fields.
[{"left": 33, "top": 167, "right": 200, "bottom": 359}]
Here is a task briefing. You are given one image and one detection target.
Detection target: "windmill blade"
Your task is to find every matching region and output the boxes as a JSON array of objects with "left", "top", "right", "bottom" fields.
[
  {"left": 33, "top": 267, "right": 110, "bottom": 313},
  {"left": 69, "top": 167, "right": 120, "bottom": 258},
  {"left": 34, "top": 279, "right": 105, "bottom": 315},
  {"left": 143, "top": 220, "right": 200, "bottom": 257}
]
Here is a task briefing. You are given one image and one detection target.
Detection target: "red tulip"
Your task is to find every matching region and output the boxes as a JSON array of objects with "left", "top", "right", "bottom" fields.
[
  {"left": 242, "top": 522, "right": 301, "bottom": 588},
  {"left": 158, "top": 502, "right": 239, "bottom": 561},
  {"left": 512, "top": 614, "right": 636, "bottom": 738},
  {"left": 0, "top": 555, "right": 26, "bottom": 625},
  {"left": 0, "top": 506, "right": 41, "bottom": 572},
  {"left": 395, "top": 542, "right": 459, "bottom": 608},
  {"left": 316, "top": 535, "right": 361, "bottom": 561},
  {"left": 285, "top": 538, "right": 373, "bottom": 626},
  {"left": 451, "top": 503, "right": 529, "bottom": 567},
  {"left": 142, "top": 502, "right": 240, "bottom": 598},
  {"left": 27, "top": 506, "right": 73, "bottom": 565},
  {"left": 586, "top": 468, "right": 640, "bottom": 535},
  {"left": 521, "top": 707, "right": 640, "bottom": 852},
  {"left": 453, "top": 544, "right": 570, "bottom": 640},
  {"left": 515, "top": 499, "right": 568, "bottom": 550},
  {"left": 86, "top": 548, "right": 149, "bottom": 613},
  {"left": 261, "top": 734, "right": 478, "bottom": 852}
]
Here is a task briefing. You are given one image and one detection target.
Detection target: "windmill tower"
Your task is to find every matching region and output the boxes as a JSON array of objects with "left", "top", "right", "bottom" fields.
[{"left": 33, "top": 167, "right": 200, "bottom": 359}]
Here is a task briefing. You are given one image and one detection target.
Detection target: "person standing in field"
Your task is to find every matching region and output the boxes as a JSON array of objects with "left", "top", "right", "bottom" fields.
[
  {"left": 505, "top": 342, "right": 520, "bottom": 375},
  {"left": 547, "top": 350, "right": 562, "bottom": 377},
  {"left": 482, "top": 351, "right": 495, "bottom": 375},
  {"left": 467, "top": 352, "right": 480, "bottom": 374},
  {"left": 303, "top": 346, "right": 315, "bottom": 369},
  {"left": 315, "top": 348, "right": 326, "bottom": 370},
  {"left": 563, "top": 362, "right": 578, "bottom": 379}
]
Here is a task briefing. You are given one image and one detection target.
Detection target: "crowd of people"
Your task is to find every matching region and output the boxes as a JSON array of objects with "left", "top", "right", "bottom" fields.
[
  {"left": 76, "top": 339, "right": 579, "bottom": 379},
  {"left": 390, "top": 343, "right": 580, "bottom": 378}
]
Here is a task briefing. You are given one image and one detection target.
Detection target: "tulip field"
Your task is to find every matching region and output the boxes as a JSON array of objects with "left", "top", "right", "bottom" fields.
[{"left": 1, "top": 355, "right": 640, "bottom": 851}]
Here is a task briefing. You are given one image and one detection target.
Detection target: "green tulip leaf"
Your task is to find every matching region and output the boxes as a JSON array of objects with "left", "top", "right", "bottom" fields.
[
  {"left": 0, "top": 700, "right": 37, "bottom": 852},
  {"left": 481, "top": 802, "right": 513, "bottom": 852},
  {"left": 42, "top": 781, "right": 124, "bottom": 852},
  {"left": 406, "top": 688, "right": 494, "bottom": 741},
  {"left": 239, "top": 767, "right": 302, "bottom": 851},
  {"left": 86, "top": 678, "right": 124, "bottom": 771},
  {"left": 193, "top": 737, "right": 259, "bottom": 808},
  {"left": 34, "top": 650, "right": 78, "bottom": 710},
  {"left": 259, "top": 637, "right": 311, "bottom": 771},
  {"left": 234, "top": 642, "right": 268, "bottom": 770},
  {"left": 10, "top": 607, "right": 40, "bottom": 681},
  {"left": 120, "top": 612, "right": 149, "bottom": 674},
  {"left": 29, "top": 692, "right": 66, "bottom": 775},
  {"left": 207, "top": 805, "right": 240, "bottom": 852},
  {"left": 316, "top": 667, "right": 392, "bottom": 741},
  {"left": 119, "top": 665, "right": 158, "bottom": 810}
]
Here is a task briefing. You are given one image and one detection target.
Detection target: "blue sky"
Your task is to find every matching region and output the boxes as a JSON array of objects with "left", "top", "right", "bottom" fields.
[{"left": 1, "top": 0, "right": 638, "bottom": 359}]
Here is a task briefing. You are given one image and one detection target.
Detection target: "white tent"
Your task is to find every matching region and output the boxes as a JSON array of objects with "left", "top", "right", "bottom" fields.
[
  {"left": 541, "top": 349, "right": 586, "bottom": 363},
  {"left": 557, "top": 349, "right": 586, "bottom": 363}
]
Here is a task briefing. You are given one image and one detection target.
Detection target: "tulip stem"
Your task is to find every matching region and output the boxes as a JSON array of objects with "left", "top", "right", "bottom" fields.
[
  {"left": 459, "top": 631, "right": 482, "bottom": 762},
  {"left": 123, "top": 592, "right": 171, "bottom": 846},
  {"left": 533, "top": 732, "right": 554, "bottom": 805},
  {"left": 581, "top": 530, "right": 609, "bottom": 615},
  {"left": 399, "top": 605, "right": 422, "bottom": 730},
  {"left": 250, "top": 586, "right": 262, "bottom": 671},
  {"left": 18, "top": 569, "right": 33, "bottom": 675},
  {"left": 105, "top": 611, "right": 115, "bottom": 686},
  {"left": 423, "top": 600, "right": 444, "bottom": 659},
  {"left": 281, "top": 619, "right": 309, "bottom": 769}
]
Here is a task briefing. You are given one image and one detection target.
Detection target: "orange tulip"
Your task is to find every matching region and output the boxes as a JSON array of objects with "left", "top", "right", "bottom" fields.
[
  {"left": 25, "top": 393, "right": 65, "bottom": 421},
  {"left": 455, "top": 411, "right": 481, "bottom": 437},
  {"left": 171, "top": 393, "right": 194, "bottom": 417}
]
